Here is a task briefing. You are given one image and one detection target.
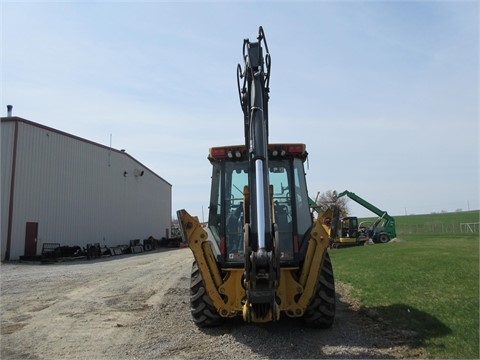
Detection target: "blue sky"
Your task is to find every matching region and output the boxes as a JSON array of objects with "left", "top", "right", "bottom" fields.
[{"left": 2, "top": 1, "right": 478, "bottom": 218}]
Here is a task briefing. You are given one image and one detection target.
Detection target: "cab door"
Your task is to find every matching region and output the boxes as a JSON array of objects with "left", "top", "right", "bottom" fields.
[{"left": 348, "top": 217, "right": 358, "bottom": 239}]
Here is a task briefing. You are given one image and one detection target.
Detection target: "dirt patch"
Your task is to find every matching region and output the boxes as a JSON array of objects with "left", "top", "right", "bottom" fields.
[{"left": 1, "top": 249, "right": 425, "bottom": 359}]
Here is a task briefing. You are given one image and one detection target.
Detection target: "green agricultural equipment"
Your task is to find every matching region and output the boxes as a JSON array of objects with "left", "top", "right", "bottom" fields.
[{"left": 331, "top": 190, "right": 396, "bottom": 247}]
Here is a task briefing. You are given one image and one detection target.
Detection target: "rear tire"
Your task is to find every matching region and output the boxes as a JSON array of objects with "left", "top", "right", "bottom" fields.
[
  {"left": 303, "top": 252, "right": 335, "bottom": 328},
  {"left": 375, "top": 233, "right": 390, "bottom": 244},
  {"left": 190, "top": 261, "right": 224, "bottom": 327}
]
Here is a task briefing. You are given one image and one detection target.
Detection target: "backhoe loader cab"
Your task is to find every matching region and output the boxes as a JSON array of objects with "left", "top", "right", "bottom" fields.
[
  {"left": 340, "top": 217, "right": 359, "bottom": 240},
  {"left": 207, "top": 144, "right": 312, "bottom": 266}
]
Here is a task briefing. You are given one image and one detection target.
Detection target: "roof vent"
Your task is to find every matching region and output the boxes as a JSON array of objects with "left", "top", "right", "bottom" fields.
[{"left": 7, "top": 105, "right": 13, "bottom": 117}]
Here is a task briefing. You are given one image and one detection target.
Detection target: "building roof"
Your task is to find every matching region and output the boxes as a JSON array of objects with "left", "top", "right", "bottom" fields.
[{"left": 1, "top": 116, "right": 172, "bottom": 186}]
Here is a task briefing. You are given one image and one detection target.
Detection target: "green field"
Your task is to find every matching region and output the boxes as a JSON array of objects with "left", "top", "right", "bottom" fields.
[{"left": 329, "top": 210, "right": 479, "bottom": 359}]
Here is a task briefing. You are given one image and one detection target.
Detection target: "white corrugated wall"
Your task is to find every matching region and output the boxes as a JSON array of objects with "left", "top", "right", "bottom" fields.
[{"left": 1, "top": 118, "right": 172, "bottom": 260}]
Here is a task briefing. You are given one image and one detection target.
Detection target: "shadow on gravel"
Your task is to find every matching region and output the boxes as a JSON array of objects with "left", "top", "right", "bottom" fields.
[{"left": 197, "top": 295, "right": 435, "bottom": 359}]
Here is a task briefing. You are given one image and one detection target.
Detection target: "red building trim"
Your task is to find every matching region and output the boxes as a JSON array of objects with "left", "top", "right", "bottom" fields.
[{"left": 5, "top": 119, "right": 19, "bottom": 260}]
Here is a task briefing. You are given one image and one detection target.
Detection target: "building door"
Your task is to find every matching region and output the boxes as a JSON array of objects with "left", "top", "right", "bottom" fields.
[{"left": 24, "top": 222, "right": 38, "bottom": 257}]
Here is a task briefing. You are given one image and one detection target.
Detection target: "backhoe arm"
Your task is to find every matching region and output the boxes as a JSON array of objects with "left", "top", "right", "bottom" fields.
[{"left": 237, "top": 26, "right": 278, "bottom": 322}]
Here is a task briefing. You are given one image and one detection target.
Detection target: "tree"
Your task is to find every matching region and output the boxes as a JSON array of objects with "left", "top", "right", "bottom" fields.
[{"left": 316, "top": 190, "right": 350, "bottom": 217}]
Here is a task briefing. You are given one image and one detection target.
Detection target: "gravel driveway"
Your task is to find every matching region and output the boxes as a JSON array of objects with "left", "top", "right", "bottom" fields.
[{"left": 1, "top": 249, "right": 423, "bottom": 359}]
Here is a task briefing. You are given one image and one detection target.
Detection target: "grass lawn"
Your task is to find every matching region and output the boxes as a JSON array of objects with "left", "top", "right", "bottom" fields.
[{"left": 329, "top": 232, "right": 479, "bottom": 359}]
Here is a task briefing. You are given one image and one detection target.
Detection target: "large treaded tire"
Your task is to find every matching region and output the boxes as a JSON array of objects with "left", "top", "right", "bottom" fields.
[
  {"left": 190, "top": 261, "right": 224, "bottom": 327},
  {"left": 303, "top": 252, "right": 336, "bottom": 328},
  {"left": 374, "top": 233, "right": 390, "bottom": 244}
]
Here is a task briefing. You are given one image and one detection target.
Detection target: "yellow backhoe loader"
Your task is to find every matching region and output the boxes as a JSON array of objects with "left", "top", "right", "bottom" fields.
[{"left": 177, "top": 27, "right": 336, "bottom": 327}]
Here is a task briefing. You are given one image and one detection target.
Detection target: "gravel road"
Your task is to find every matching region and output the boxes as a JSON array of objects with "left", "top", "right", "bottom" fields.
[{"left": 1, "top": 248, "right": 423, "bottom": 359}]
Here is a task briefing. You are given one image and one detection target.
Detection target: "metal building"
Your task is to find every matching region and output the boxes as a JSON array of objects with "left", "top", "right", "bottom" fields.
[{"left": 1, "top": 116, "right": 172, "bottom": 261}]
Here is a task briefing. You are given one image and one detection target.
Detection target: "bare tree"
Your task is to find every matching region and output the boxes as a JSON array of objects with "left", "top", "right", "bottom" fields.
[{"left": 316, "top": 190, "right": 350, "bottom": 217}]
